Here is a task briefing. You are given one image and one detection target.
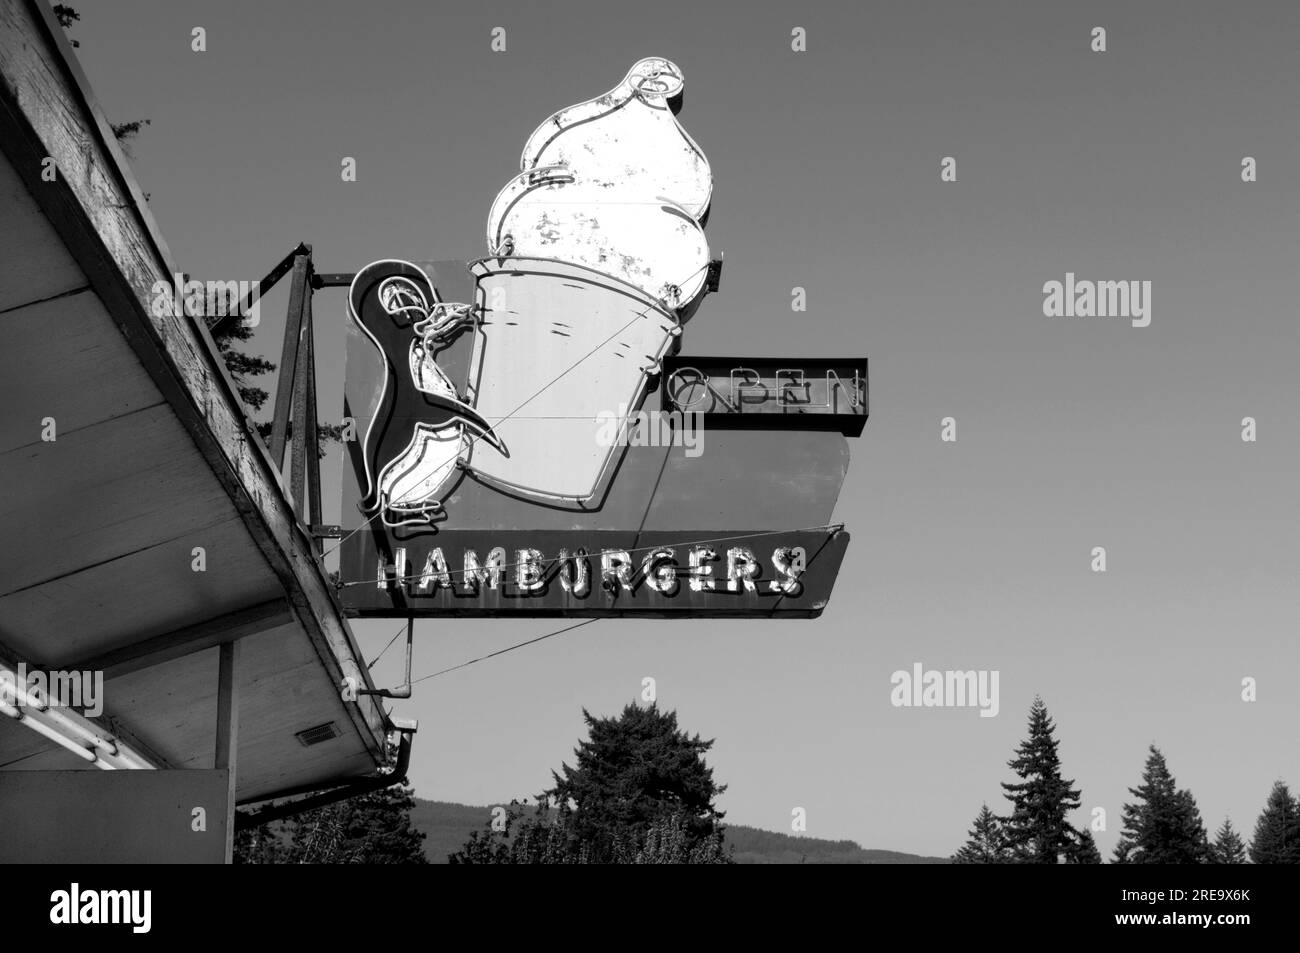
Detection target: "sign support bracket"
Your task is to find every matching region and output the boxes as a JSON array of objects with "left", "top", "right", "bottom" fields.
[{"left": 358, "top": 616, "right": 414, "bottom": 699}]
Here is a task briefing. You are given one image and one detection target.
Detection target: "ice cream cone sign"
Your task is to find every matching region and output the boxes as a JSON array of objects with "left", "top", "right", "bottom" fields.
[
  {"left": 348, "top": 59, "right": 715, "bottom": 527},
  {"left": 518, "top": 57, "right": 712, "bottom": 221}
]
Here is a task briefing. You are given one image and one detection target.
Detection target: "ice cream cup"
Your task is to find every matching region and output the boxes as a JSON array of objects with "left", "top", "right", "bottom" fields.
[{"left": 463, "top": 256, "right": 681, "bottom": 507}]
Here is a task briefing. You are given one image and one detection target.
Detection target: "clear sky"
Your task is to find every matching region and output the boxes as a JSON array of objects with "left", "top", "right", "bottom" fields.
[{"left": 69, "top": 0, "right": 1300, "bottom": 858}]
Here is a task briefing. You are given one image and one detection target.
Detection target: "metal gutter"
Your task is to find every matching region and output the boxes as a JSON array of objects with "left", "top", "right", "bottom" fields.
[{"left": 234, "top": 730, "right": 414, "bottom": 830}]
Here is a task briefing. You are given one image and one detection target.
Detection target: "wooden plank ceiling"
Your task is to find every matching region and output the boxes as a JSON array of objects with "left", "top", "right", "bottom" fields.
[{"left": 0, "top": 0, "right": 391, "bottom": 803}]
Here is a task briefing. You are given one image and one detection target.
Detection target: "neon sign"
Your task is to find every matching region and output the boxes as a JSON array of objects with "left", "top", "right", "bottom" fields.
[
  {"left": 338, "top": 59, "right": 864, "bottom": 619},
  {"left": 345, "top": 529, "right": 849, "bottom": 618},
  {"left": 348, "top": 57, "right": 716, "bottom": 527},
  {"left": 663, "top": 357, "right": 868, "bottom": 435}
]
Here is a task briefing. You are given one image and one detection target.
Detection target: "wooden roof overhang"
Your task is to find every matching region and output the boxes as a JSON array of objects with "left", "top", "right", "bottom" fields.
[{"left": 0, "top": 0, "right": 393, "bottom": 802}]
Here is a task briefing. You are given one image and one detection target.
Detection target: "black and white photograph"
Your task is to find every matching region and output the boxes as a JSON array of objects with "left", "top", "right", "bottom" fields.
[{"left": 0, "top": 0, "right": 1293, "bottom": 935}]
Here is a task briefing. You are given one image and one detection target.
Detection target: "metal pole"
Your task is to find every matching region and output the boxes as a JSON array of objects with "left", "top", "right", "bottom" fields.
[
  {"left": 269, "top": 249, "right": 311, "bottom": 468},
  {"left": 209, "top": 242, "right": 309, "bottom": 336},
  {"left": 303, "top": 284, "right": 322, "bottom": 538},
  {"left": 289, "top": 278, "right": 311, "bottom": 518},
  {"left": 214, "top": 640, "right": 240, "bottom": 865}
]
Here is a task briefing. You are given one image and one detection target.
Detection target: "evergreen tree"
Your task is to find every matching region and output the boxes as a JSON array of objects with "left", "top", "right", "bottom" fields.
[
  {"left": 205, "top": 289, "right": 344, "bottom": 457},
  {"left": 614, "top": 813, "right": 729, "bottom": 864},
  {"left": 237, "top": 784, "right": 426, "bottom": 864},
  {"left": 1248, "top": 781, "right": 1300, "bottom": 864},
  {"left": 291, "top": 802, "right": 349, "bottom": 863},
  {"left": 232, "top": 820, "right": 287, "bottom": 864},
  {"left": 1112, "top": 746, "right": 1209, "bottom": 864},
  {"left": 451, "top": 802, "right": 728, "bottom": 864},
  {"left": 1068, "top": 825, "right": 1103, "bottom": 864},
  {"left": 328, "top": 784, "right": 427, "bottom": 863},
  {"left": 998, "top": 698, "right": 1083, "bottom": 863},
  {"left": 454, "top": 702, "right": 729, "bottom": 864},
  {"left": 1209, "top": 819, "right": 1247, "bottom": 864},
  {"left": 543, "top": 702, "right": 726, "bottom": 862},
  {"left": 450, "top": 801, "right": 583, "bottom": 865},
  {"left": 952, "top": 804, "right": 1008, "bottom": 863},
  {"left": 208, "top": 300, "right": 276, "bottom": 418},
  {"left": 52, "top": 4, "right": 80, "bottom": 46}
]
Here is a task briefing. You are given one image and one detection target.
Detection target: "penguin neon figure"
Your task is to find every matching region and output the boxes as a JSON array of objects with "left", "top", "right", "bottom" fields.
[{"left": 348, "top": 260, "right": 504, "bottom": 529}]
